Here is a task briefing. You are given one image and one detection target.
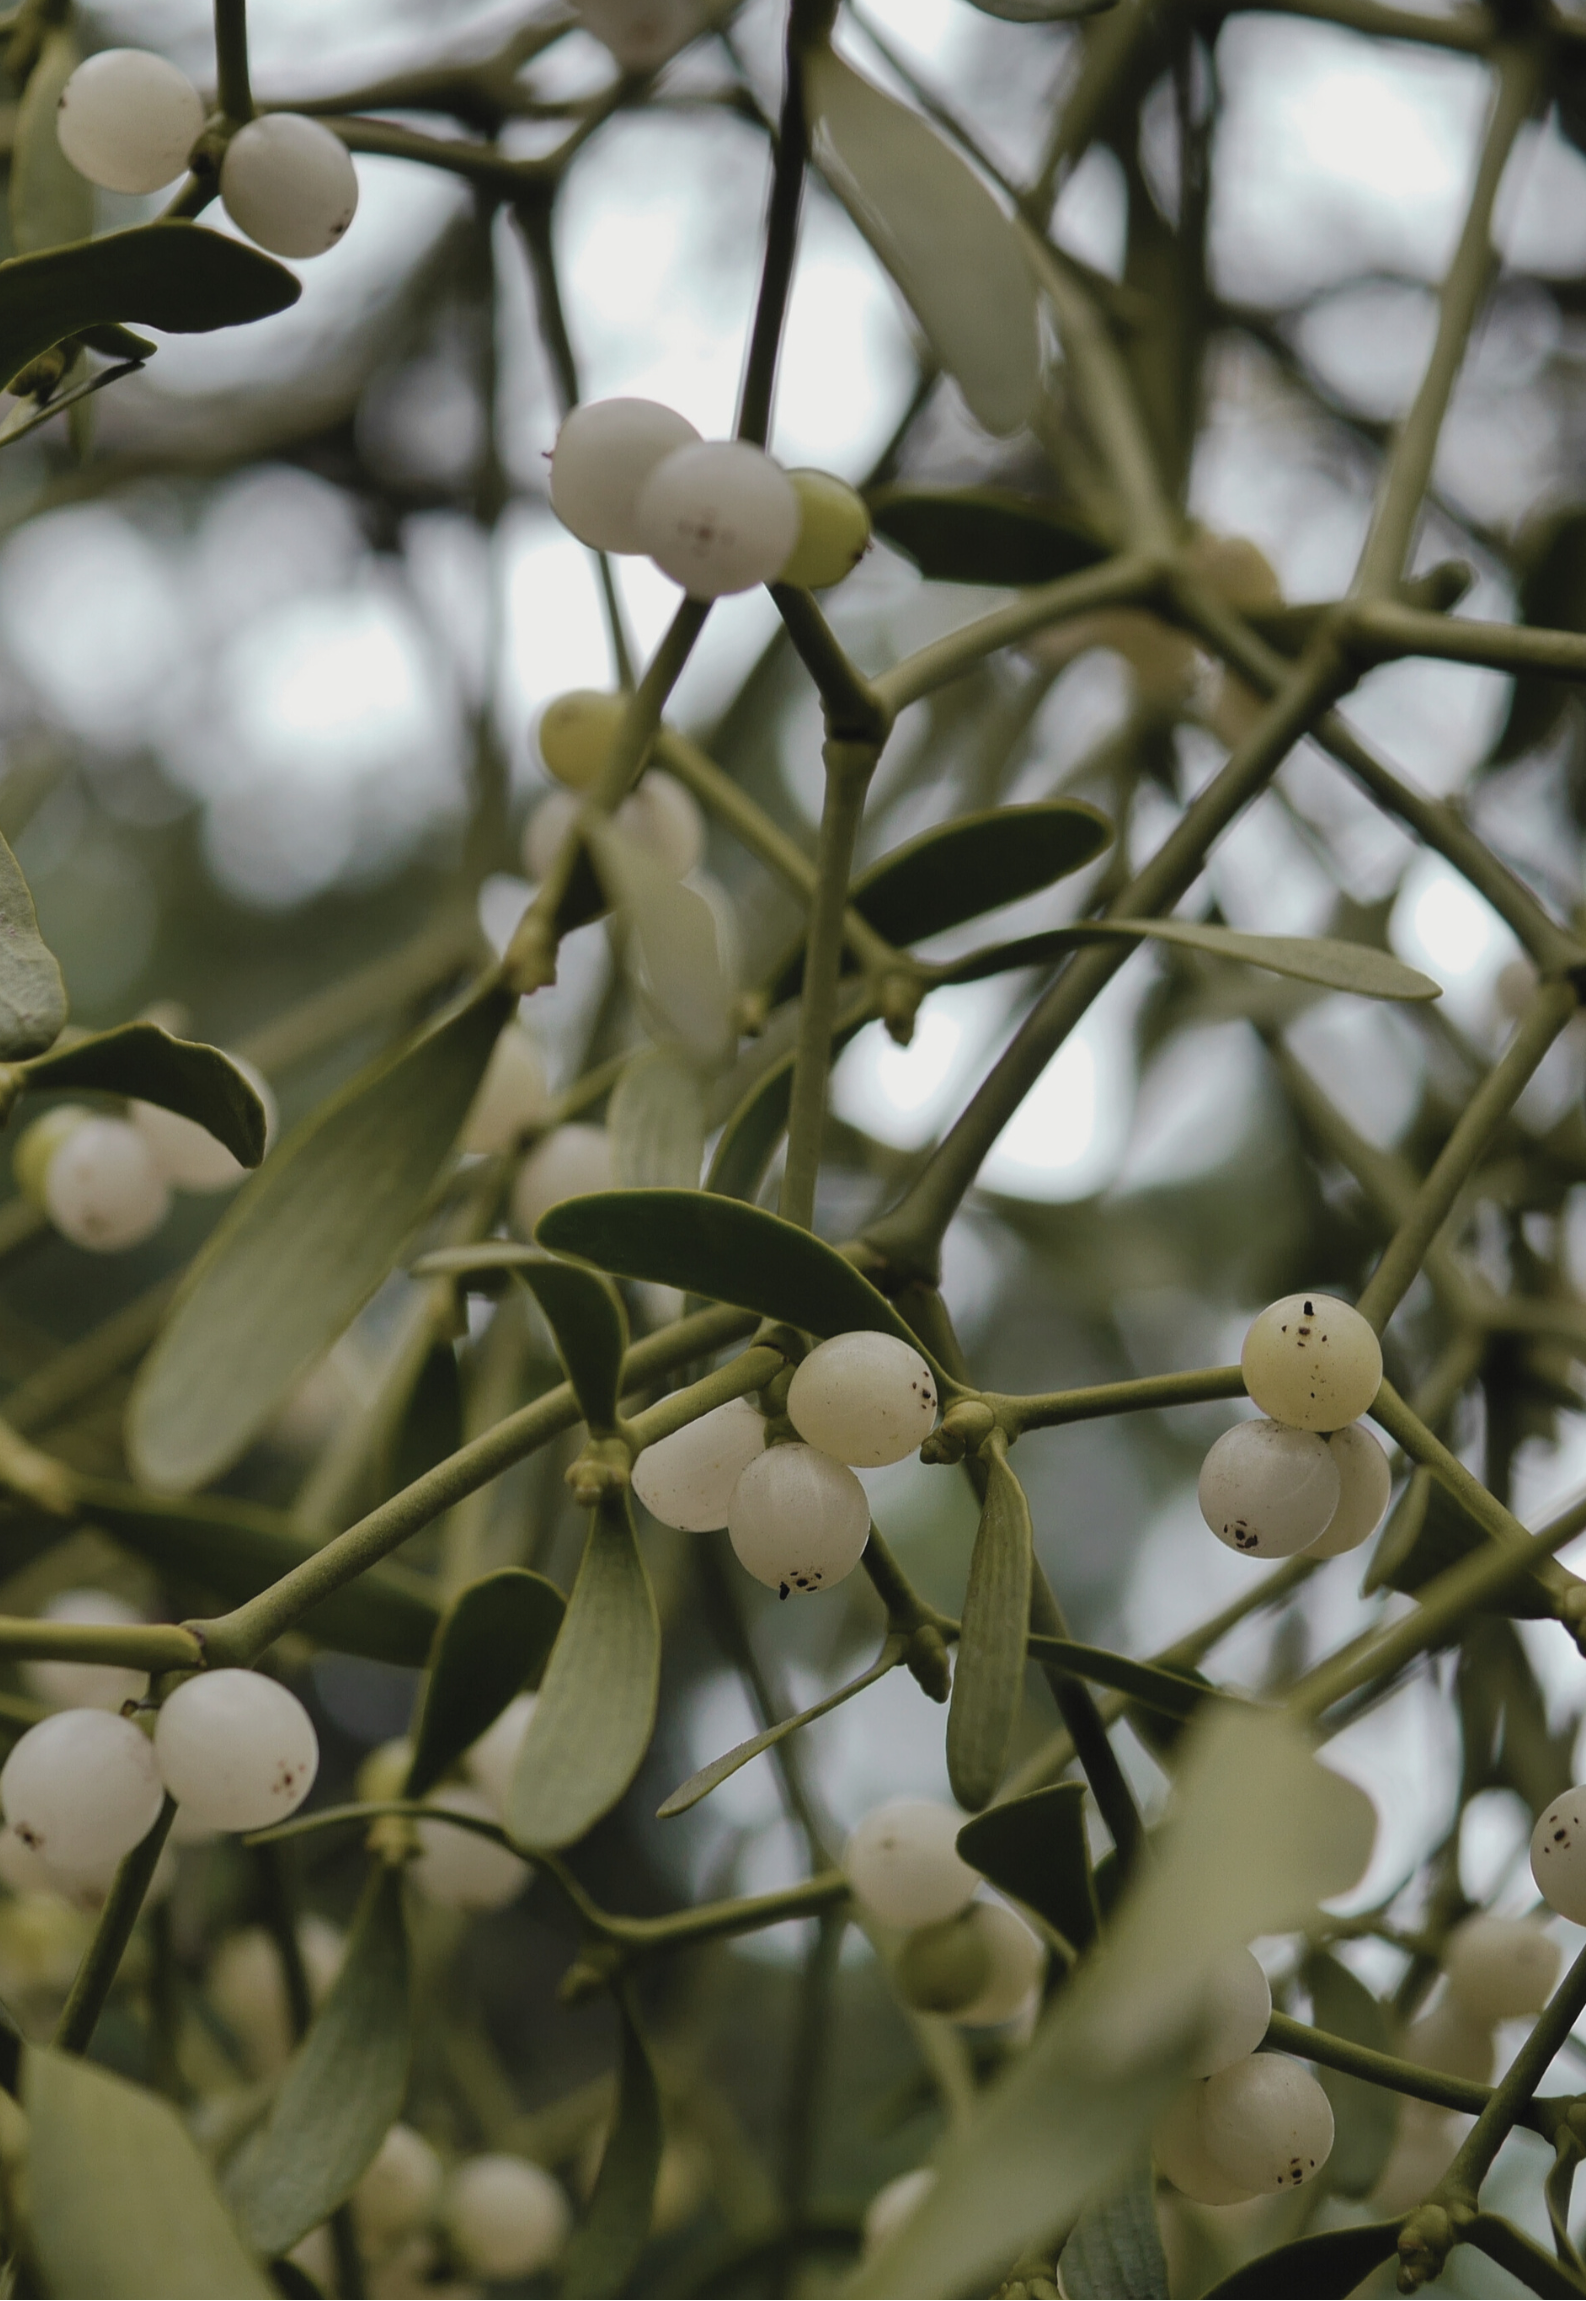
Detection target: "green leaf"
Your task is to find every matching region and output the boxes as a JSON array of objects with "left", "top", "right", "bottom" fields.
[
  {"left": 658, "top": 1639, "right": 902, "bottom": 1818},
  {"left": 706, "top": 1055, "right": 797, "bottom": 1203},
  {"left": 1203, "top": 2220, "right": 1402, "bottom": 2298},
  {"left": 1466, "top": 2211, "right": 1586, "bottom": 2298},
  {"left": 21, "top": 1022, "right": 268, "bottom": 1165},
  {"left": 11, "top": 32, "right": 93, "bottom": 259},
  {"left": 869, "top": 487, "right": 1110, "bottom": 585},
  {"left": 804, "top": 49, "right": 1039, "bottom": 438},
  {"left": 228, "top": 1867, "right": 411, "bottom": 2259},
  {"left": 856, "top": 1707, "right": 1377, "bottom": 2298},
  {"left": 560, "top": 1990, "right": 663, "bottom": 2300},
  {"left": 25, "top": 2044, "right": 271, "bottom": 2298},
  {"left": 1377, "top": 1474, "right": 1554, "bottom": 1619},
  {"left": 947, "top": 1444, "right": 1033, "bottom": 1810},
  {"left": 1024, "top": 1639, "right": 1223, "bottom": 1723},
  {"left": 0, "top": 829, "right": 66, "bottom": 1059},
  {"left": 589, "top": 821, "right": 731, "bottom": 1065},
  {"left": 610, "top": 1046, "right": 707, "bottom": 1190},
  {"left": 405, "top": 1569, "right": 566, "bottom": 1800},
  {"left": 74, "top": 1479, "right": 439, "bottom": 1668},
  {"left": 128, "top": 981, "right": 512, "bottom": 1493},
  {"left": 1057, "top": 2160, "right": 1166, "bottom": 2298},
  {"left": 955, "top": 1783, "right": 1099, "bottom": 1951},
  {"left": 1492, "top": 509, "right": 1586, "bottom": 765},
  {"left": 1302, "top": 1953, "right": 1397, "bottom": 2198},
  {"left": 536, "top": 1189, "right": 924, "bottom": 1351},
  {"left": 0, "top": 222, "right": 301, "bottom": 393},
  {"left": 509, "top": 1252, "right": 628, "bottom": 1435},
  {"left": 384, "top": 1339, "right": 462, "bottom": 1502},
  {"left": 505, "top": 1492, "right": 659, "bottom": 1850},
  {"left": 1065, "top": 920, "right": 1441, "bottom": 1001}
]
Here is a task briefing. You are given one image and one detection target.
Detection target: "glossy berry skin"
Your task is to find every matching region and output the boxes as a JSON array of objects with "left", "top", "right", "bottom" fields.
[
  {"left": 511, "top": 1124, "right": 614, "bottom": 1236},
  {"left": 1533, "top": 1788, "right": 1586, "bottom": 1924},
  {"left": 952, "top": 1901, "right": 1045, "bottom": 2027},
  {"left": 632, "top": 1396, "right": 767, "bottom": 1531},
  {"left": 1241, "top": 1293, "right": 1382, "bottom": 1431},
  {"left": 1200, "top": 2053, "right": 1334, "bottom": 2191},
  {"left": 727, "top": 1442, "right": 870, "bottom": 1597},
  {"left": 1306, "top": 1422, "right": 1392, "bottom": 1558},
  {"left": 134, "top": 1056, "right": 275, "bottom": 1192},
  {"left": 45, "top": 1116, "right": 171, "bottom": 1252},
  {"left": 537, "top": 690, "right": 627, "bottom": 790},
  {"left": 1442, "top": 1913, "right": 1561, "bottom": 2023},
  {"left": 777, "top": 470, "right": 872, "bottom": 590},
  {"left": 635, "top": 441, "right": 802, "bottom": 598},
  {"left": 550, "top": 399, "right": 699, "bottom": 553},
  {"left": 787, "top": 1332, "right": 938, "bottom": 1467},
  {"left": 862, "top": 2167, "right": 935, "bottom": 2256},
  {"left": 1197, "top": 1419, "right": 1341, "bottom": 1557},
  {"left": 1189, "top": 1948, "right": 1272, "bottom": 2077},
  {"left": 463, "top": 1693, "right": 538, "bottom": 1817},
  {"left": 463, "top": 1026, "right": 550, "bottom": 1156},
  {"left": 844, "top": 1799, "right": 978, "bottom": 1928},
  {"left": 154, "top": 1670, "right": 318, "bottom": 1832},
  {"left": 354, "top": 2123, "right": 443, "bottom": 2248},
  {"left": 1153, "top": 2083, "right": 1259, "bottom": 2205},
  {"left": 445, "top": 2154, "right": 571, "bottom": 2279},
  {"left": 410, "top": 1786, "right": 529, "bottom": 1911},
  {"left": 23, "top": 1588, "right": 147, "bottom": 1715},
  {"left": 221, "top": 115, "right": 359, "bottom": 258},
  {"left": 56, "top": 49, "right": 204, "bottom": 194},
  {"left": 1, "top": 1709, "right": 164, "bottom": 1874}
]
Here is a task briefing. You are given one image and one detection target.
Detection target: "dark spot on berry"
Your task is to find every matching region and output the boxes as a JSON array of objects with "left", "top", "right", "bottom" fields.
[
  {"left": 779, "top": 1582, "right": 789, "bottom": 1600},
  {"left": 1304, "top": 1299, "right": 1314, "bottom": 1316}
]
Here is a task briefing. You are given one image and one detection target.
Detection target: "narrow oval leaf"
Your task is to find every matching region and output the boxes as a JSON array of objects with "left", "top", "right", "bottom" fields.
[
  {"left": 22, "top": 1022, "right": 267, "bottom": 1165},
  {"left": 706, "top": 1054, "right": 795, "bottom": 1202},
  {"left": 11, "top": 31, "right": 93, "bottom": 258},
  {"left": 1024, "top": 1638, "right": 1223, "bottom": 1722},
  {"left": 536, "top": 1189, "right": 924, "bottom": 1350},
  {"left": 0, "top": 830, "right": 66, "bottom": 1058},
  {"left": 590, "top": 821, "right": 731, "bottom": 1065},
  {"left": 1302, "top": 1952, "right": 1397, "bottom": 2198},
  {"left": 1057, "top": 2161, "right": 1166, "bottom": 2299},
  {"left": 506, "top": 1493, "right": 659, "bottom": 1851},
  {"left": 955, "top": 1782, "right": 1098, "bottom": 1950},
  {"left": 609, "top": 1046, "right": 706, "bottom": 1190},
  {"left": 1071, "top": 919, "right": 1441, "bottom": 1001},
  {"left": 406, "top": 1569, "right": 566, "bottom": 1799},
  {"left": 948, "top": 1444, "right": 1033, "bottom": 1810},
  {"left": 658, "top": 1639, "right": 902, "bottom": 1818},
  {"left": 1203, "top": 2221, "right": 1402, "bottom": 2298},
  {"left": 804, "top": 48, "right": 1039, "bottom": 437},
  {"left": 1465, "top": 2212, "right": 1586, "bottom": 2299},
  {"left": 128, "top": 982, "right": 512, "bottom": 1492},
  {"left": 970, "top": 0, "right": 1117, "bottom": 15},
  {"left": 560, "top": 1991, "right": 663, "bottom": 2300},
  {"left": 26, "top": 2044, "right": 271, "bottom": 2299},
  {"left": 870, "top": 486, "right": 1109, "bottom": 585},
  {"left": 0, "top": 222, "right": 301, "bottom": 392},
  {"left": 510, "top": 1252, "right": 628, "bottom": 1434},
  {"left": 228, "top": 1866, "right": 411, "bottom": 2259}
]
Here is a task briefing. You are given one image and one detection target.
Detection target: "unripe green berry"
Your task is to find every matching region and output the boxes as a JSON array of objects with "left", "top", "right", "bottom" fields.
[
  {"left": 536, "top": 690, "right": 627, "bottom": 790},
  {"left": 777, "top": 470, "right": 871, "bottom": 590},
  {"left": 894, "top": 1910, "right": 993, "bottom": 2014},
  {"left": 14, "top": 1105, "right": 92, "bottom": 1211}
]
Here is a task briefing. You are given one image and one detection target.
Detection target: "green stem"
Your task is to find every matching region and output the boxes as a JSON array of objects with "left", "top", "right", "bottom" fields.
[
  {"left": 778, "top": 1907, "right": 845, "bottom": 2255},
  {"left": 779, "top": 738, "right": 878, "bottom": 1230},
  {"left": 1263, "top": 2011, "right": 1523, "bottom": 2128},
  {"left": 1353, "top": 44, "right": 1540, "bottom": 596},
  {"left": 1028, "top": 1567, "right": 1144, "bottom": 1874},
  {"left": 1347, "top": 600, "right": 1586, "bottom": 678},
  {"left": 623, "top": 1345, "right": 786, "bottom": 1452},
  {"left": 0, "top": 1620, "right": 200, "bottom": 1672},
  {"left": 1442, "top": 1940, "right": 1586, "bottom": 2200},
  {"left": 874, "top": 553, "right": 1159, "bottom": 714},
  {"left": 56, "top": 1799, "right": 177, "bottom": 2055},
  {"left": 736, "top": 0, "right": 821, "bottom": 446},
  {"left": 770, "top": 588, "right": 891, "bottom": 745},
  {"left": 213, "top": 0, "right": 253, "bottom": 120},
  {"left": 1255, "top": 0, "right": 1491, "bottom": 50},
  {"left": 996, "top": 1364, "right": 1246, "bottom": 1437}
]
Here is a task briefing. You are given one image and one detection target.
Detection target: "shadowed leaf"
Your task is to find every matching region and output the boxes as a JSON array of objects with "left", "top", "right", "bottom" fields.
[
  {"left": 1203, "top": 2220, "right": 1402, "bottom": 2297},
  {"left": 11, "top": 31, "right": 92, "bottom": 260},
  {"left": 870, "top": 487, "right": 1110, "bottom": 585},
  {"left": 561, "top": 1992, "right": 663, "bottom": 2299},
  {"left": 659, "top": 1638, "right": 902, "bottom": 1818},
  {"left": 509, "top": 1253, "right": 628, "bottom": 1434},
  {"left": 610, "top": 1046, "right": 706, "bottom": 1189},
  {"left": 948, "top": 1444, "right": 1033, "bottom": 1810},
  {"left": 1024, "top": 1640, "right": 1225, "bottom": 1722},
  {"left": 406, "top": 1569, "right": 566, "bottom": 1799},
  {"left": 956, "top": 1783, "right": 1098, "bottom": 1951},
  {"left": 1057, "top": 2160, "right": 1166, "bottom": 2298},
  {"left": 22, "top": 1023, "right": 268, "bottom": 1165},
  {"left": 0, "top": 830, "right": 66, "bottom": 1059}
]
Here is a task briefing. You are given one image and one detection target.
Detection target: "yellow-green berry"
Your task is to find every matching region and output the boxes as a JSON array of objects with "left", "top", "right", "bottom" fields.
[{"left": 777, "top": 469, "right": 871, "bottom": 590}]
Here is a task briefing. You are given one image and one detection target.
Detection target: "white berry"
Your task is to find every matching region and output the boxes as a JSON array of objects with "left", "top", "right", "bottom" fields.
[
  {"left": 22, "top": 1589, "right": 146, "bottom": 1714},
  {"left": 952, "top": 1901, "right": 1045, "bottom": 2027},
  {"left": 727, "top": 1442, "right": 870, "bottom": 1597},
  {"left": 635, "top": 441, "right": 802, "bottom": 599},
  {"left": 1200, "top": 2054, "right": 1334, "bottom": 2191},
  {"left": 410, "top": 1786, "right": 530, "bottom": 1911},
  {"left": 787, "top": 1332, "right": 938, "bottom": 1467},
  {"left": 1307, "top": 1422, "right": 1392, "bottom": 1557},
  {"left": 154, "top": 1670, "right": 318, "bottom": 1833},
  {"left": 550, "top": 399, "right": 700, "bottom": 554},
  {"left": 1189, "top": 1947, "right": 1272, "bottom": 2077},
  {"left": 1153, "top": 2083, "right": 1259, "bottom": 2205},
  {"left": 463, "top": 1694, "right": 538, "bottom": 1818},
  {"left": 56, "top": 49, "right": 204, "bottom": 194},
  {"left": 574, "top": 0, "right": 704, "bottom": 70},
  {"left": 511, "top": 1123, "right": 614, "bottom": 1235},
  {"left": 221, "top": 114, "right": 359, "bottom": 259},
  {"left": 633, "top": 1397, "right": 767, "bottom": 1531},
  {"left": 1406, "top": 1997, "right": 1495, "bottom": 2084},
  {"left": 354, "top": 2123, "right": 443, "bottom": 2249},
  {"left": 133, "top": 1056, "right": 275, "bottom": 1193},
  {"left": 208, "top": 1917, "right": 343, "bottom": 2076},
  {"left": 44, "top": 1116, "right": 170, "bottom": 1252},
  {"left": 1442, "top": 1913, "right": 1561, "bottom": 2023},
  {"left": 1532, "top": 1788, "right": 1586, "bottom": 1924},
  {"left": 0, "top": 1709, "right": 163, "bottom": 1874},
  {"left": 463, "top": 1025, "right": 551, "bottom": 1157},
  {"left": 1241, "top": 1293, "right": 1382, "bottom": 1431},
  {"left": 445, "top": 2155, "right": 570, "bottom": 2279},
  {"left": 1198, "top": 1418, "right": 1341, "bottom": 1557},
  {"left": 619, "top": 769, "right": 705, "bottom": 877},
  {"left": 845, "top": 1800, "right": 977, "bottom": 1927},
  {"left": 862, "top": 2167, "right": 935, "bottom": 2256}
]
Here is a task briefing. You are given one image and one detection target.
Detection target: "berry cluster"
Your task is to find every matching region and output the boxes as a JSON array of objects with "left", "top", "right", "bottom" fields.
[
  {"left": 634, "top": 1332, "right": 938, "bottom": 1598},
  {"left": 290, "top": 2121, "right": 571, "bottom": 2292},
  {"left": 16, "top": 1055, "right": 274, "bottom": 1254},
  {"left": 843, "top": 1800, "right": 1045, "bottom": 2029},
  {"left": 56, "top": 50, "right": 357, "bottom": 258},
  {"left": 0, "top": 1667, "right": 317, "bottom": 1898},
  {"left": 549, "top": 398, "right": 871, "bottom": 600},
  {"left": 356, "top": 1691, "right": 537, "bottom": 1912},
  {"left": 1198, "top": 1294, "right": 1389, "bottom": 1560}
]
